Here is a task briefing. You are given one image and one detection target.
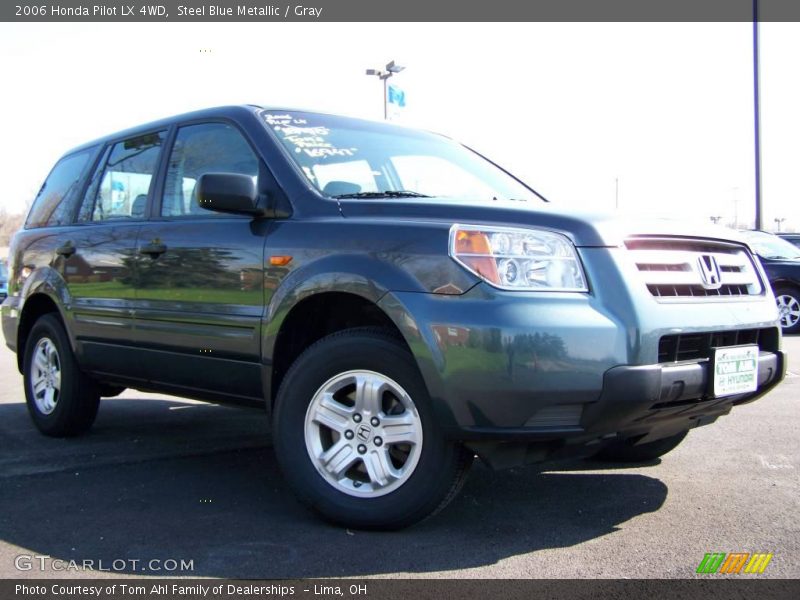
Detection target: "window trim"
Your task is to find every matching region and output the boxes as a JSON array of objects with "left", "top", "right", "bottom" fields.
[
  {"left": 74, "top": 144, "right": 112, "bottom": 224},
  {"left": 75, "top": 128, "right": 168, "bottom": 226}
]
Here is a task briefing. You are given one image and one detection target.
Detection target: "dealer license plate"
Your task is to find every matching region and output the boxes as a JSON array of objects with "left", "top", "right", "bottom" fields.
[{"left": 712, "top": 345, "right": 759, "bottom": 397}]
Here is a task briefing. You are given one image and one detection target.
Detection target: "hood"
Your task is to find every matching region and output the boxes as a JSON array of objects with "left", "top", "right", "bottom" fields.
[{"left": 338, "top": 197, "right": 743, "bottom": 248}]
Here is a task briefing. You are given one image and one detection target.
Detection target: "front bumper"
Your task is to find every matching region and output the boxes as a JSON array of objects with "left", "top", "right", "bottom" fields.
[
  {"left": 459, "top": 350, "right": 785, "bottom": 470},
  {"left": 581, "top": 350, "right": 784, "bottom": 440},
  {"left": 379, "top": 278, "right": 785, "bottom": 467},
  {"left": 443, "top": 348, "right": 784, "bottom": 442},
  {"left": 457, "top": 350, "right": 784, "bottom": 469}
]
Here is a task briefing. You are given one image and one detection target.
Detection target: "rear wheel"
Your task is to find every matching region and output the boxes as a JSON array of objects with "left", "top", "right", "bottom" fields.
[
  {"left": 272, "top": 328, "right": 472, "bottom": 529},
  {"left": 774, "top": 286, "right": 800, "bottom": 334},
  {"left": 23, "top": 314, "right": 100, "bottom": 437},
  {"left": 594, "top": 431, "right": 689, "bottom": 463}
]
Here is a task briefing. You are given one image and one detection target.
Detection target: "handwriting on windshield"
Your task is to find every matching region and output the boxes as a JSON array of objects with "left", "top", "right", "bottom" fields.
[{"left": 263, "top": 112, "right": 358, "bottom": 159}]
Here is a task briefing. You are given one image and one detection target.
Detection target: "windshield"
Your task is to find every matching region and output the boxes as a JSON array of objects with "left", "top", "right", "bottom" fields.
[
  {"left": 261, "top": 110, "right": 539, "bottom": 202},
  {"left": 741, "top": 231, "right": 800, "bottom": 260},
  {"left": 0, "top": 263, "right": 7, "bottom": 280}
]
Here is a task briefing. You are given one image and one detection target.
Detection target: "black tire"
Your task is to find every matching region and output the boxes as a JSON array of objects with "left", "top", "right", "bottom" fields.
[
  {"left": 594, "top": 430, "right": 689, "bottom": 463},
  {"left": 272, "top": 327, "right": 472, "bottom": 530},
  {"left": 774, "top": 285, "right": 800, "bottom": 334},
  {"left": 23, "top": 313, "right": 100, "bottom": 437}
]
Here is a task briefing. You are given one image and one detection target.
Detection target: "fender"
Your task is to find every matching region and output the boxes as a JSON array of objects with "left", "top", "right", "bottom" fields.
[
  {"left": 14, "top": 265, "right": 75, "bottom": 369},
  {"left": 769, "top": 277, "right": 799, "bottom": 291},
  {"left": 262, "top": 252, "right": 426, "bottom": 365},
  {"left": 21, "top": 265, "right": 71, "bottom": 310},
  {"left": 259, "top": 216, "right": 479, "bottom": 361},
  {"left": 260, "top": 252, "right": 468, "bottom": 431},
  {"left": 376, "top": 290, "right": 460, "bottom": 432}
]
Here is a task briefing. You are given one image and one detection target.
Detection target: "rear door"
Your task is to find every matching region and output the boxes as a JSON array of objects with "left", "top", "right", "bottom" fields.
[
  {"left": 63, "top": 131, "right": 166, "bottom": 379},
  {"left": 132, "top": 121, "right": 268, "bottom": 402}
]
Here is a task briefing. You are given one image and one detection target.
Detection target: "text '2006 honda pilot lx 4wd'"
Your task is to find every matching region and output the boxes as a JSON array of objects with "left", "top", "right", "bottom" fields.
[{"left": 2, "top": 106, "right": 786, "bottom": 529}]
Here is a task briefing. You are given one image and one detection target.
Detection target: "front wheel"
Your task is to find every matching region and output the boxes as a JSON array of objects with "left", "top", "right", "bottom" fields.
[
  {"left": 594, "top": 431, "right": 689, "bottom": 463},
  {"left": 774, "top": 286, "right": 800, "bottom": 334},
  {"left": 23, "top": 314, "right": 100, "bottom": 437},
  {"left": 272, "top": 328, "right": 472, "bottom": 530}
]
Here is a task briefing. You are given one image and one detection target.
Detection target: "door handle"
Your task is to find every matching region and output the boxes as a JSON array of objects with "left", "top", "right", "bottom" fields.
[
  {"left": 55, "top": 243, "right": 76, "bottom": 258},
  {"left": 139, "top": 242, "right": 167, "bottom": 258}
]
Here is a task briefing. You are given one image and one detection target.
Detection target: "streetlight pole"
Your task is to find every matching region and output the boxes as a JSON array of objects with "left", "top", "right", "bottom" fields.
[
  {"left": 753, "top": 0, "right": 763, "bottom": 230},
  {"left": 366, "top": 60, "right": 405, "bottom": 120},
  {"left": 383, "top": 77, "right": 388, "bottom": 120}
]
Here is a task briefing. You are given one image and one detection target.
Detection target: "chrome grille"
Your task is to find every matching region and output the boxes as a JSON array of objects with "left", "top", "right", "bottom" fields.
[{"left": 626, "top": 238, "right": 763, "bottom": 300}]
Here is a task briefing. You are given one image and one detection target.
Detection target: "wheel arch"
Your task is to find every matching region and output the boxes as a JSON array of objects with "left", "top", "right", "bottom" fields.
[
  {"left": 772, "top": 279, "right": 800, "bottom": 293},
  {"left": 16, "top": 292, "right": 67, "bottom": 373},
  {"left": 265, "top": 287, "right": 415, "bottom": 413},
  {"left": 773, "top": 280, "right": 800, "bottom": 332}
]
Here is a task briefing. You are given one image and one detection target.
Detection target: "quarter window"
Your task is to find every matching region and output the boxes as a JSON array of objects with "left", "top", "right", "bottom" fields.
[
  {"left": 26, "top": 149, "right": 93, "bottom": 228},
  {"left": 161, "top": 123, "right": 258, "bottom": 217}
]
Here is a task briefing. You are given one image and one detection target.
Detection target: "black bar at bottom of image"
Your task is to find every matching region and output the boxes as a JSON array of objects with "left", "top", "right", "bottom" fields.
[{"left": 3, "top": 579, "right": 799, "bottom": 600}]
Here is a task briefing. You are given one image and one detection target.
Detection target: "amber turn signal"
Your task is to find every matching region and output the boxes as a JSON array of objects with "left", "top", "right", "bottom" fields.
[{"left": 269, "top": 255, "right": 293, "bottom": 266}]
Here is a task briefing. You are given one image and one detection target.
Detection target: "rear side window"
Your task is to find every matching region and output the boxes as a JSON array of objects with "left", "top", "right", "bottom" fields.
[
  {"left": 80, "top": 132, "right": 165, "bottom": 222},
  {"left": 26, "top": 150, "right": 93, "bottom": 228},
  {"left": 161, "top": 122, "right": 258, "bottom": 217}
]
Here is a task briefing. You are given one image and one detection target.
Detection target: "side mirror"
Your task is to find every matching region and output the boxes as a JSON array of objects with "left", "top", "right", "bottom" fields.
[{"left": 195, "top": 173, "right": 264, "bottom": 216}]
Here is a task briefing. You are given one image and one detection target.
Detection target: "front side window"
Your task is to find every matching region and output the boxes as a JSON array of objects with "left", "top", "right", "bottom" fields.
[
  {"left": 262, "top": 110, "right": 537, "bottom": 202},
  {"left": 161, "top": 122, "right": 258, "bottom": 217},
  {"left": 82, "top": 132, "right": 164, "bottom": 222},
  {"left": 26, "top": 149, "right": 93, "bottom": 228}
]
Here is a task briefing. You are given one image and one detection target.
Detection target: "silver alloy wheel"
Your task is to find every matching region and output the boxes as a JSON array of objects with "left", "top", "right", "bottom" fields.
[
  {"left": 304, "top": 370, "right": 423, "bottom": 498},
  {"left": 777, "top": 293, "right": 800, "bottom": 329},
  {"left": 30, "top": 337, "right": 61, "bottom": 415}
]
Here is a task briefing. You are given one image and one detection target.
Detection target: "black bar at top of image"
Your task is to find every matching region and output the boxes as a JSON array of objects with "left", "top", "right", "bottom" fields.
[{"left": 3, "top": 0, "right": 800, "bottom": 22}]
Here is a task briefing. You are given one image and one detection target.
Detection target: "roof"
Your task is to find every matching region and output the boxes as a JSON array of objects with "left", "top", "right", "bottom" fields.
[
  {"left": 64, "top": 105, "right": 262, "bottom": 156},
  {"left": 63, "top": 104, "right": 442, "bottom": 158}
]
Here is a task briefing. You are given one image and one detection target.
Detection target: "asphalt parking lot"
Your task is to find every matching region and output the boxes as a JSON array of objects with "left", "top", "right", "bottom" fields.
[{"left": 0, "top": 337, "right": 797, "bottom": 579}]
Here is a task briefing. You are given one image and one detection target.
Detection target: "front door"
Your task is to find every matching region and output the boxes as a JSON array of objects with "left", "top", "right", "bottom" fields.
[{"left": 133, "top": 122, "right": 267, "bottom": 402}]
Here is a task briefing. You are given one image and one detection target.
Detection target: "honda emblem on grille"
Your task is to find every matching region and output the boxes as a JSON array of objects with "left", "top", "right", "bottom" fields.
[{"left": 697, "top": 255, "right": 723, "bottom": 289}]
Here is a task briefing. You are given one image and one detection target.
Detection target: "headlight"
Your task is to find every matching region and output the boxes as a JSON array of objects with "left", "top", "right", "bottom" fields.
[{"left": 449, "top": 224, "right": 588, "bottom": 292}]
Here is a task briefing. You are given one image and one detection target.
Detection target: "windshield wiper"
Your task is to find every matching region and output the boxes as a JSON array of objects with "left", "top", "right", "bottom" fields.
[{"left": 331, "top": 190, "right": 431, "bottom": 199}]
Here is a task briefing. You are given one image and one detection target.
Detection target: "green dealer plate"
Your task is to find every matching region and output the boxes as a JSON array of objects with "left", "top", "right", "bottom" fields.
[{"left": 713, "top": 345, "right": 759, "bottom": 397}]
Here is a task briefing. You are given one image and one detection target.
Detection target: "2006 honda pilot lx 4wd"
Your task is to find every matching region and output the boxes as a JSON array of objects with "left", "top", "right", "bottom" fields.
[{"left": 2, "top": 106, "right": 786, "bottom": 529}]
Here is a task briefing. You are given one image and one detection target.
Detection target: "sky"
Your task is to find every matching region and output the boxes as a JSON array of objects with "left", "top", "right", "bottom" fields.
[{"left": 0, "top": 22, "right": 797, "bottom": 231}]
